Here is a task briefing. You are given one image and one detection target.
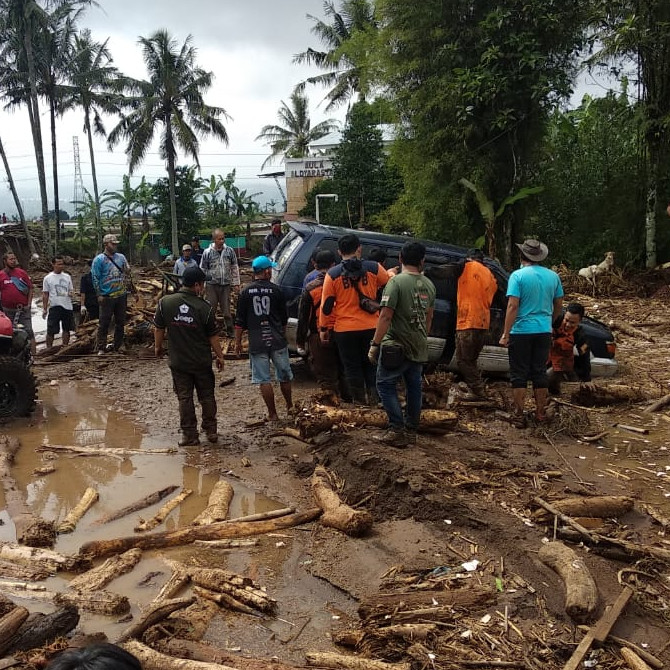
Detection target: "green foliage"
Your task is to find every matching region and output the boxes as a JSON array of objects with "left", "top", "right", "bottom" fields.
[
  {"left": 153, "top": 166, "right": 202, "bottom": 247},
  {"left": 299, "top": 179, "right": 349, "bottom": 225}
]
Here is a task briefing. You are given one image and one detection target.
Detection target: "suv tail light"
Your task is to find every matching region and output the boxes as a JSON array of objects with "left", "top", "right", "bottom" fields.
[{"left": 606, "top": 340, "right": 616, "bottom": 357}]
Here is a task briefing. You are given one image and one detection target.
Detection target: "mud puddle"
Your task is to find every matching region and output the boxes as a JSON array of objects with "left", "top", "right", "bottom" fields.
[{"left": 5, "top": 382, "right": 355, "bottom": 653}]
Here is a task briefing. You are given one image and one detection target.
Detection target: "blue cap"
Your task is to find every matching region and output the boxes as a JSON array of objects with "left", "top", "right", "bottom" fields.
[{"left": 252, "top": 255, "right": 278, "bottom": 272}]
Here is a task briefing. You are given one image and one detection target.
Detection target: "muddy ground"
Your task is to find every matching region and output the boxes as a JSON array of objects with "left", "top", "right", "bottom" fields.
[{"left": 8, "top": 262, "right": 670, "bottom": 669}]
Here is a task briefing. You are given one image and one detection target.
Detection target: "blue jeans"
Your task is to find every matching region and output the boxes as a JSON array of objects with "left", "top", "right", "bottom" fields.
[{"left": 376, "top": 359, "right": 423, "bottom": 430}]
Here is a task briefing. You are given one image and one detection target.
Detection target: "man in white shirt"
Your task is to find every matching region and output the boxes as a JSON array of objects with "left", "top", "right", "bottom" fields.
[{"left": 42, "top": 256, "right": 74, "bottom": 348}]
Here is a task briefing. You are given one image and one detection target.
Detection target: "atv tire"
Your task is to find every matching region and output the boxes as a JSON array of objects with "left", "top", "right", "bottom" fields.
[{"left": 0, "top": 355, "right": 37, "bottom": 418}]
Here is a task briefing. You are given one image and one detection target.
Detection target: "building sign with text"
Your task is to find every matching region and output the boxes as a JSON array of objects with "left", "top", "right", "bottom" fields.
[{"left": 286, "top": 157, "right": 333, "bottom": 179}]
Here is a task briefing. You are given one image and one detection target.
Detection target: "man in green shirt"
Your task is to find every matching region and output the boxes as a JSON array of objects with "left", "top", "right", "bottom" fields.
[
  {"left": 368, "top": 242, "right": 436, "bottom": 448},
  {"left": 154, "top": 266, "right": 225, "bottom": 446}
]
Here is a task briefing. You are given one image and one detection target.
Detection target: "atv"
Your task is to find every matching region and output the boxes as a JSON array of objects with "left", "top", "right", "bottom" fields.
[{"left": 0, "top": 308, "right": 37, "bottom": 417}]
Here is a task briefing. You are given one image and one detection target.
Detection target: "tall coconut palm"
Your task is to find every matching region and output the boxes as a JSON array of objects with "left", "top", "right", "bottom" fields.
[
  {"left": 256, "top": 91, "right": 338, "bottom": 168},
  {"left": 108, "top": 30, "right": 230, "bottom": 257},
  {"left": 107, "top": 175, "right": 137, "bottom": 260},
  {"left": 293, "top": 0, "right": 377, "bottom": 110},
  {"left": 63, "top": 29, "right": 119, "bottom": 248}
]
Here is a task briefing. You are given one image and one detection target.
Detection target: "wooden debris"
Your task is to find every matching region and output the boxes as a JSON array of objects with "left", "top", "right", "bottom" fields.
[
  {"left": 621, "top": 648, "right": 654, "bottom": 670},
  {"left": 122, "top": 639, "right": 239, "bottom": 670},
  {"left": 134, "top": 488, "right": 193, "bottom": 532},
  {"left": 312, "top": 465, "right": 373, "bottom": 537},
  {"left": 93, "top": 485, "right": 179, "bottom": 525},
  {"left": 192, "top": 538, "right": 259, "bottom": 549},
  {"left": 638, "top": 502, "right": 670, "bottom": 528},
  {"left": 2, "top": 606, "right": 79, "bottom": 655},
  {"left": 570, "top": 384, "right": 646, "bottom": 407},
  {"left": 68, "top": 548, "right": 142, "bottom": 592},
  {"left": 644, "top": 393, "right": 670, "bottom": 413},
  {"left": 305, "top": 651, "right": 410, "bottom": 670},
  {"left": 562, "top": 587, "right": 634, "bottom": 670},
  {"left": 0, "top": 608, "right": 29, "bottom": 655},
  {"left": 0, "top": 559, "right": 51, "bottom": 581},
  {"left": 154, "top": 567, "right": 190, "bottom": 602},
  {"left": 117, "top": 596, "right": 195, "bottom": 643},
  {"left": 576, "top": 626, "right": 663, "bottom": 669},
  {"left": 0, "top": 543, "right": 89, "bottom": 573},
  {"left": 616, "top": 423, "right": 649, "bottom": 435},
  {"left": 193, "top": 586, "right": 259, "bottom": 617},
  {"left": 79, "top": 508, "right": 322, "bottom": 559},
  {"left": 37, "top": 444, "right": 177, "bottom": 456},
  {"left": 54, "top": 590, "right": 130, "bottom": 616},
  {"left": 533, "top": 497, "right": 597, "bottom": 542},
  {"left": 608, "top": 319, "right": 655, "bottom": 342},
  {"left": 192, "top": 481, "right": 234, "bottom": 526},
  {"left": 538, "top": 541, "right": 598, "bottom": 621},
  {"left": 533, "top": 496, "right": 634, "bottom": 521},
  {"left": 57, "top": 487, "right": 99, "bottom": 533}
]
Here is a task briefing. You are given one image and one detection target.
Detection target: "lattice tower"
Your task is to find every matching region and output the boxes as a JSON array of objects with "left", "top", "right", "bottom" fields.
[{"left": 72, "top": 136, "right": 85, "bottom": 216}]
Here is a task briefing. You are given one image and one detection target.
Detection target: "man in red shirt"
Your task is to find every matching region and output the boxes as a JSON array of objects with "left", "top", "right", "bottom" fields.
[{"left": 0, "top": 252, "right": 35, "bottom": 353}]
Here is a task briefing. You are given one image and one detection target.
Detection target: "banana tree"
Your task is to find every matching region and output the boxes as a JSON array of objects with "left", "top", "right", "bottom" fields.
[{"left": 459, "top": 178, "right": 544, "bottom": 261}]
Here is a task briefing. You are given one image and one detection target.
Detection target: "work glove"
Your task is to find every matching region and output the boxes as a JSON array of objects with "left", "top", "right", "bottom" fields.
[
  {"left": 80, "top": 306, "right": 87, "bottom": 318},
  {"left": 368, "top": 343, "right": 380, "bottom": 365}
]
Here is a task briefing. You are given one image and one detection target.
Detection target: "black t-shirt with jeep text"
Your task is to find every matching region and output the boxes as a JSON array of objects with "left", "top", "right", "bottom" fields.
[
  {"left": 154, "top": 289, "right": 217, "bottom": 372},
  {"left": 235, "top": 280, "right": 287, "bottom": 354}
]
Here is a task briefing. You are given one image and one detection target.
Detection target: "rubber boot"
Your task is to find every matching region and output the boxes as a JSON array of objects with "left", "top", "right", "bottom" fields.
[{"left": 349, "top": 385, "right": 367, "bottom": 405}]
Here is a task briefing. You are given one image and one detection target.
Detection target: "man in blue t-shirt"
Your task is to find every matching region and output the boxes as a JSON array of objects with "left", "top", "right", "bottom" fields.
[{"left": 499, "top": 239, "right": 563, "bottom": 428}]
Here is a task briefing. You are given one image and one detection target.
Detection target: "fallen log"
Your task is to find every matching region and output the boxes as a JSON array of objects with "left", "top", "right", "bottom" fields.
[
  {"left": 608, "top": 319, "right": 655, "bottom": 342},
  {"left": 305, "top": 651, "right": 410, "bottom": 670},
  {"left": 57, "top": 487, "right": 99, "bottom": 533},
  {"left": 54, "top": 590, "right": 130, "bottom": 616},
  {"left": 193, "top": 586, "right": 259, "bottom": 617},
  {"left": 312, "top": 465, "right": 372, "bottom": 537},
  {"left": 562, "top": 587, "right": 634, "bottom": 670},
  {"left": 644, "top": 393, "right": 670, "bottom": 413},
  {"left": 358, "top": 587, "right": 495, "bottom": 621},
  {"left": 533, "top": 496, "right": 634, "bottom": 522},
  {"left": 0, "top": 608, "right": 29, "bottom": 655},
  {"left": 621, "top": 648, "right": 654, "bottom": 670},
  {"left": 297, "top": 406, "right": 458, "bottom": 438},
  {"left": 154, "top": 567, "right": 190, "bottom": 602},
  {"left": 68, "top": 548, "right": 142, "bottom": 592},
  {"left": 0, "top": 543, "right": 89, "bottom": 573},
  {"left": 0, "top": 559, "right": 51, "bottom": 581},
  {"left": 192, "top": 538, "right": 259, "bottom": 549},
  {"left": 533, "top": 498, "right": 597, "bottom": 543},
  {"left": 155, "top": 638, "right": 301, "bottom": 670},
  {"left": 93, "top": 485, "right": 179, "bottom": 525},
  {"left": 369, "top": 624, "right": 437, "bottom": 642},
  {"left": 117, "top": 596, "right": 195, "bottom": 643},
  {"left": 79, "top": 508, "right": 322, "bottom": 559},
  {"left": 134, "top": 489, "right": 193, "bottom": 532},
  {"left": 570, "top": 385, "right": 646, "bottom": 407},
  {"left": 538, "top": 541, "right": 598, "bottom": 621},
  {"left": 192, "top": 481, "right": 233, "bottom": 526},
  {"left": 37, "top": 445, "right": 178, "bottom": 456},
  {"left": 3, "top": 606, "right": 79, "bottom": 655},
  {"left": 121, "top": 639, "right": 238, "bottom": 670},
  {"left": 0, "top": 594, "right": 20, "bottom": 619}
]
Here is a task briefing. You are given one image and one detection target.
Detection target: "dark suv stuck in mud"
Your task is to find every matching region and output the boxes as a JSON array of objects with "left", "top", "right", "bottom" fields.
[{"left": 270, "top": 221, "right": 617, "bottom": 377}]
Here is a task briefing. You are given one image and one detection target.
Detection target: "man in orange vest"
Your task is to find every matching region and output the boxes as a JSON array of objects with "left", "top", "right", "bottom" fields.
[{"left": 455, "top": 249, "right": 498, "bottom": 399}]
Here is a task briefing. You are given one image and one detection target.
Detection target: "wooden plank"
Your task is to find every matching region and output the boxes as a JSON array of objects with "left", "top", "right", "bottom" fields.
[{"left": 563, "top": 587, "right": 634, "bottom": 670}]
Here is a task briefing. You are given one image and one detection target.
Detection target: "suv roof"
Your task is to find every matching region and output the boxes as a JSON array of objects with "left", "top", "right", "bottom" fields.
[{"left": 289, "top": 220, "right": 475, "bottom": 259}]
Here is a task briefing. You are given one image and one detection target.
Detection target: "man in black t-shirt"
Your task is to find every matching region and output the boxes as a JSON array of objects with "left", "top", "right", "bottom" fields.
[
  {"left": 154, "top": 266, "right": 225, "bottom": 446},
  {"left": 235, "top": 255, "right": 293, "bottom": 422},
  {"left": 79, "top": 260, "right": 99, "bottom": 321}
]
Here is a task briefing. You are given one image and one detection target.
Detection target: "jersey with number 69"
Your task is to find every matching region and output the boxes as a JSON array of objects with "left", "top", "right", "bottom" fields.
[{"left": 235, "top": 279, "right": 288, "bottom": 354}]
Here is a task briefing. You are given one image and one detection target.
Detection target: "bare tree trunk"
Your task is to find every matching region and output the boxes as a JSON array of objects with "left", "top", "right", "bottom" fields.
[
  {"left": 49, "top": 101, "right": 61, "bottom": 249},
  {"left": 24, "top": 27, "right": 51, "bottom": 252},
  {"left": 85, "top": 110, "right": 102, "bottom": 248},
  {"left": 645, "top": 173, "right": 657, "bottom": 268},
  {"left": 0, "top": 134, "right": 36, "bottom": 256},
  {"left": 166, "top": 128, "right": 179, "bottom": 257}
]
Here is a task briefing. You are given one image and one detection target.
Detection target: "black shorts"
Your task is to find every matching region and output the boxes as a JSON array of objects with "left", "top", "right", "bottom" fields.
[
  {"left": 508, "top": 333, "right": 551, "bottom": 388},
  {"left": 47, "top": 306, "right": 75, "bottom": 335}
]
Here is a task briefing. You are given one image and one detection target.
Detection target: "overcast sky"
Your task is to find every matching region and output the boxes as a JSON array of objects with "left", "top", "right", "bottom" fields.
[{"left": 0, "top": 0, "right": 348, "bottom": 218}]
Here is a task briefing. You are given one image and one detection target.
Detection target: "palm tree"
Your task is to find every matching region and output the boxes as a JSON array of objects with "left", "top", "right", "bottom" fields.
[
  {"left": 0, "top": 131, "right": 35, "bottom": 255},
  {"left": 293, "top": 0, "right": 377, "bottom": 110},
  {"left": 63, "top": 29, "right": 119, "bottom": 248},
  {"left": 107, "top": 175, "right": 137, "bottom": 260},
  {"left": 133, "top": 176, "right": 155, "bottom": 237},
  {"left": 108, "top": 30, "right": 230, "bottom": 257},
  {"left": 256, "top": 91, "right": 338, "bottom": 168}
]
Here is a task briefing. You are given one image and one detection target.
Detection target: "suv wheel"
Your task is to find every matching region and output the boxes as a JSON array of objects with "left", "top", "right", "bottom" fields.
[{"left": 0, "top": 355, "right": 38, "bottom": 417}]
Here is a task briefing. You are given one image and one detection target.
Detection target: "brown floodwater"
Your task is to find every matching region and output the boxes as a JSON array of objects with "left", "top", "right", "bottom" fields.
[{"left": 4, "top": 382, "right": 352, "bottom": 647}]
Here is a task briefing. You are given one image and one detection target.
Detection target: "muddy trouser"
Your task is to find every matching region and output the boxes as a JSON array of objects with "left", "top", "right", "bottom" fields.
[
  {"left": 97, "top": 294, "right": 127, "bottom": 351},
  {"left": 333, "top": 329, "right": 377, "bottom": 404},
  {"left": 308, "top": 332, "right": 350, "bottom": 400},
  {"left": 3, "top": 306, "right": 33, "bottom": 340},
  {"left": 508, "top": 333, "right": 551, "bottom": 389},
  {"left": 455, "top": 328, "right": 487, "bottom": 394},
  {"left": 171, "top": 367, "right": 217, "bottom": 439},
  {"left": 205, "top": 283, "right": 232, "bottom": 335}
]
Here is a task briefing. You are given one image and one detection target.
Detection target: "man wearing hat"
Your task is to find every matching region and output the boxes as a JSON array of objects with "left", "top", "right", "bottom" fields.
[
  {"left": 91, "top": 234, "right": 131, "bottom": 354},
  {"left": 154, "top": 266, "right": 225, "bottom": 446},
  {"left": 234, "top": 255, "right": 293, "bottom": 423},
  {"left": 190, "top": 236, "right": 203, "bottom": 266},
  {"left": 173, "top": 244, "right": 198, "bottom": 277},
  {"left": 454, "top": 248, "right": 498, "bottom": 399},
  {"left": 499, "top": 239, "right": 563, "bottom": 427}
]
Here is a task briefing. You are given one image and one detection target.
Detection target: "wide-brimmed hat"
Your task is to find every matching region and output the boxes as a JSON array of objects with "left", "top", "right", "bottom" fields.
[
  {"left": 516, "top": 239, "right": 548, "bottom": 262},
  {"left": 103, "top": 234, "right": 119, "bottom": 244}
]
